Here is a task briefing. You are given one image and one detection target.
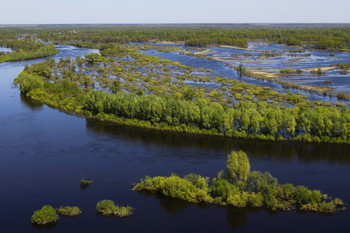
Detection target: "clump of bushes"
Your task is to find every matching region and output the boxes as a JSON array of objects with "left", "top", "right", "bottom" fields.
[
  {"left": 96, "top": 200, "right": 134, "bottom": 217},
  {"left": 310, "top": 68, "right": 324, "bottom": 75},
  {"left": 80, "top": 178, "right": 93, "bottom": 187},
  {"left": 133, "top": 151, "right": 345, "bottom": 213},
  {"left": 31, "top": 205, "right": 59, "bottom": 225},
  {"left": 57, "top": 206, "right": 82, "bottom": 216},
  {"left": 336, "top": 93, "right": 350, "bottom": 101}
]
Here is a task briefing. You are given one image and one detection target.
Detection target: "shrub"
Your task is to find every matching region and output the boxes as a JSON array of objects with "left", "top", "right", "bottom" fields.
[
  {"left": 57, "top": 206, "right": 82, "bottom": 216},
  {"left": 80, "top": 178, "right": 93, "bottom": 187},
  {"left": 96, "top": 200, "right": 133, "bottom": 217}
]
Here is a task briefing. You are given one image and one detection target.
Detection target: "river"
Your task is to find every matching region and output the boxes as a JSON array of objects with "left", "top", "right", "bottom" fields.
[{"left": 0, "top": 45, "right": 349, "bottom": 233}]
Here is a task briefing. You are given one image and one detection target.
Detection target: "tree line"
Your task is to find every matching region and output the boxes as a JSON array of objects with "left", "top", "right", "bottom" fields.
[
  {"left": 15, "top": 66, "right": 350, "bottom": 144},
  {"left": 2, "top": 24, "right": 350, "bottom": 50}
]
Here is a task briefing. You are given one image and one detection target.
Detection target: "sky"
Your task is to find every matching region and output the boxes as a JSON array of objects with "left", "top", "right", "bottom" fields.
[{"left": 0, "top": 0, "right": 349, "bottom": 24}]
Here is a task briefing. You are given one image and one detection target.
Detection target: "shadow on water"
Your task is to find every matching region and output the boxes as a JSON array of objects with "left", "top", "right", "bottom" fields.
[
  {"left": 31, "top": 222, "right": 58, "bottom": 230},
  {"left": 137, "top": 191, "right": 196, "bottom": 215},
  {"left": 225, "top": 207, "right": 249, "bottom": 229},
  {"left": 86, "top": 119, "right": 350, "bottom": 165},
  {"left": 20, "top": 94, "right": 44, "bottom": 111},
  {"left": 137, "top": 190, "right": 251, "bottom": 228}
]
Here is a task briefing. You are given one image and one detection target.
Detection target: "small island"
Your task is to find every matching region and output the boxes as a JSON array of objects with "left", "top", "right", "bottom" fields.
[
  {"left": 80, "top": 178, "right": 93, "bottom": 187},
  {"left": 96, "top": 200, "right": 134, "bottom": 217},
  {"left": 133, "top": 151, "right": 345, "bottom": 213},
  {"left": 31, "top": 205, "right": 59, "bottom": 225}
]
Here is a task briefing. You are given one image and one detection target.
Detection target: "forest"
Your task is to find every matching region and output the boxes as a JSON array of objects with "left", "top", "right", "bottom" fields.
[{"left": 1, "top": 24, "right": 350, "bottom": 50}]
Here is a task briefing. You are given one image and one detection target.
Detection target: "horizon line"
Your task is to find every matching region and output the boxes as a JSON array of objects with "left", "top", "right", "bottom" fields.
[{"left": 1, "top": 23, "right": 350, "bottom": 25}]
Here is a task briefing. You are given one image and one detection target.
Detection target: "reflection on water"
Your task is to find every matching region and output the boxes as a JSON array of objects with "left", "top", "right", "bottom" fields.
[
  {"left": 20, "top": 94, "right": 44, "bottom": 111},
  {"left": 138, "top": 191, "right": 195, "bottom": 215},
  {"left": 225, "top": 207, "right": 249, "bottom": 229},
  {"left": 31, "top": 222, "right": 58, "bottom": 230},
  {"left": 86, "top": 119, "right": 350, "bottom": 165}
]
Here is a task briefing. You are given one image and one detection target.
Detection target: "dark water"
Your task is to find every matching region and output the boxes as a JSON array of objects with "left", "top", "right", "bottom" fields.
[{"left": 0, "top": 45, "right": 350, "bottom": 233}]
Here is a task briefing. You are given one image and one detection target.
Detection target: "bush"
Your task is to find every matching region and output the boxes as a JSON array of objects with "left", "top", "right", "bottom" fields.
[
  {"left": 96, "top": 200, "right": 133, "bottom": 217},
  {"left": 31, "top": 205, "right": 59, "bottom": 225},
  {"left": 80, "top": 178, "right": 93, "bottom": 187},
  {"left": 57, "top": 206, "right": 82, "bottom": 216}
]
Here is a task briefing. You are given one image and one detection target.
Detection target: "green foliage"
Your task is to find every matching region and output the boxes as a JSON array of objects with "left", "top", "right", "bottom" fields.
[
  {"left": 31, "top": 205, "right": 59, "bottom": 225},
  {"left": 96, "top": 200, "right": 133, "bottom": 217},
  {"left": 80, "top": 178, "right": 93, "bottom": 187},
  {"left": 57, "top": 206, "right": 82, "bottom": 216},
  {"left": 286, "top": 37, "right": 302, "bottom": 46},
  {"left": 14, "top": 44, "right": 350, "bottom": 144},
  {"left": 14, "top": 72, "right": 44, "bottom": 94},
  {"left": 133, "top": 151, "right": 344, "bottom": 212},
  {"left": 226, "top": 151, "right": 250, "bottom": 184},
  {"left": 185, "top": 38, "right": 247, "bottom": 48},
  {"left": 246, "top": 171, "right": 278, "bottom": 192},
  {"left": 133, "top": 174, "right": 213, "bottom": 203},
  {"left": 0, "top": 43, "right": 58, "bottom": 63},
  {"left": 85, "top": 53, "right": 103, "bottom": 64}
]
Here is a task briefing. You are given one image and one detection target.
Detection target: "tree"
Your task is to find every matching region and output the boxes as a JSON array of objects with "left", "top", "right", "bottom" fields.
[{"left": 226, "top": 150, "right": 250, "bottom": 184}]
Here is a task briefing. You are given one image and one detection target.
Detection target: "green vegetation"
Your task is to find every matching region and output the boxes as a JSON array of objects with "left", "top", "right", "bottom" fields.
[
  {"left": 96, "top": 200, "right": 134, "bottom": 217},
  {"left": 0, "top": 39, "right": 58, "bottom": 62},
  {"left": 133, "top": 151, "right": 344, "bottom": 212},
  {"left": 13, "top": 46, "right": 350, "bottom": 144},
  {"left": 336, "top": 63, "right": 350, "bottom": 75},
  {"left": 80, "top": 178, "right": 93, "bottom": 187},
  {"left": 280, "top": 69, "right": 302, "bottom": 75},
  {"left": 310, "top": 68, "right": 324, "bottom": 75},
  {"left": 31, "top": 205, "right": 59, "bottom": 225},
  {"left": 57, "top": 206, "right": 82, "bottom": 216},
  {"left": 2, "top": 24, "right": 350, "bottom": 51}
]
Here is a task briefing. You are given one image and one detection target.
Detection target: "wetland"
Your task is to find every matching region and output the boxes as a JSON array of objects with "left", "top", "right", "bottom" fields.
[{"left": 1, "top": 25, "right": 350, "bottom": 233}]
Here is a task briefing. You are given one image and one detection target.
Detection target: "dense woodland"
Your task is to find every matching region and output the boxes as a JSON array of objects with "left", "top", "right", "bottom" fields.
[
  {"left": 133, "top": 151, "right": 344, "bottom": 212},
  {"left": 1, "top": 24, "right": 350, "bottom": 50}
]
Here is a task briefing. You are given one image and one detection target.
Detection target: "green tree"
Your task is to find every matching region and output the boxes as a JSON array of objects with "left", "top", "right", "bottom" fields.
[{"left": 226, "top": 150, "right": 250, "bottom": 184}]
